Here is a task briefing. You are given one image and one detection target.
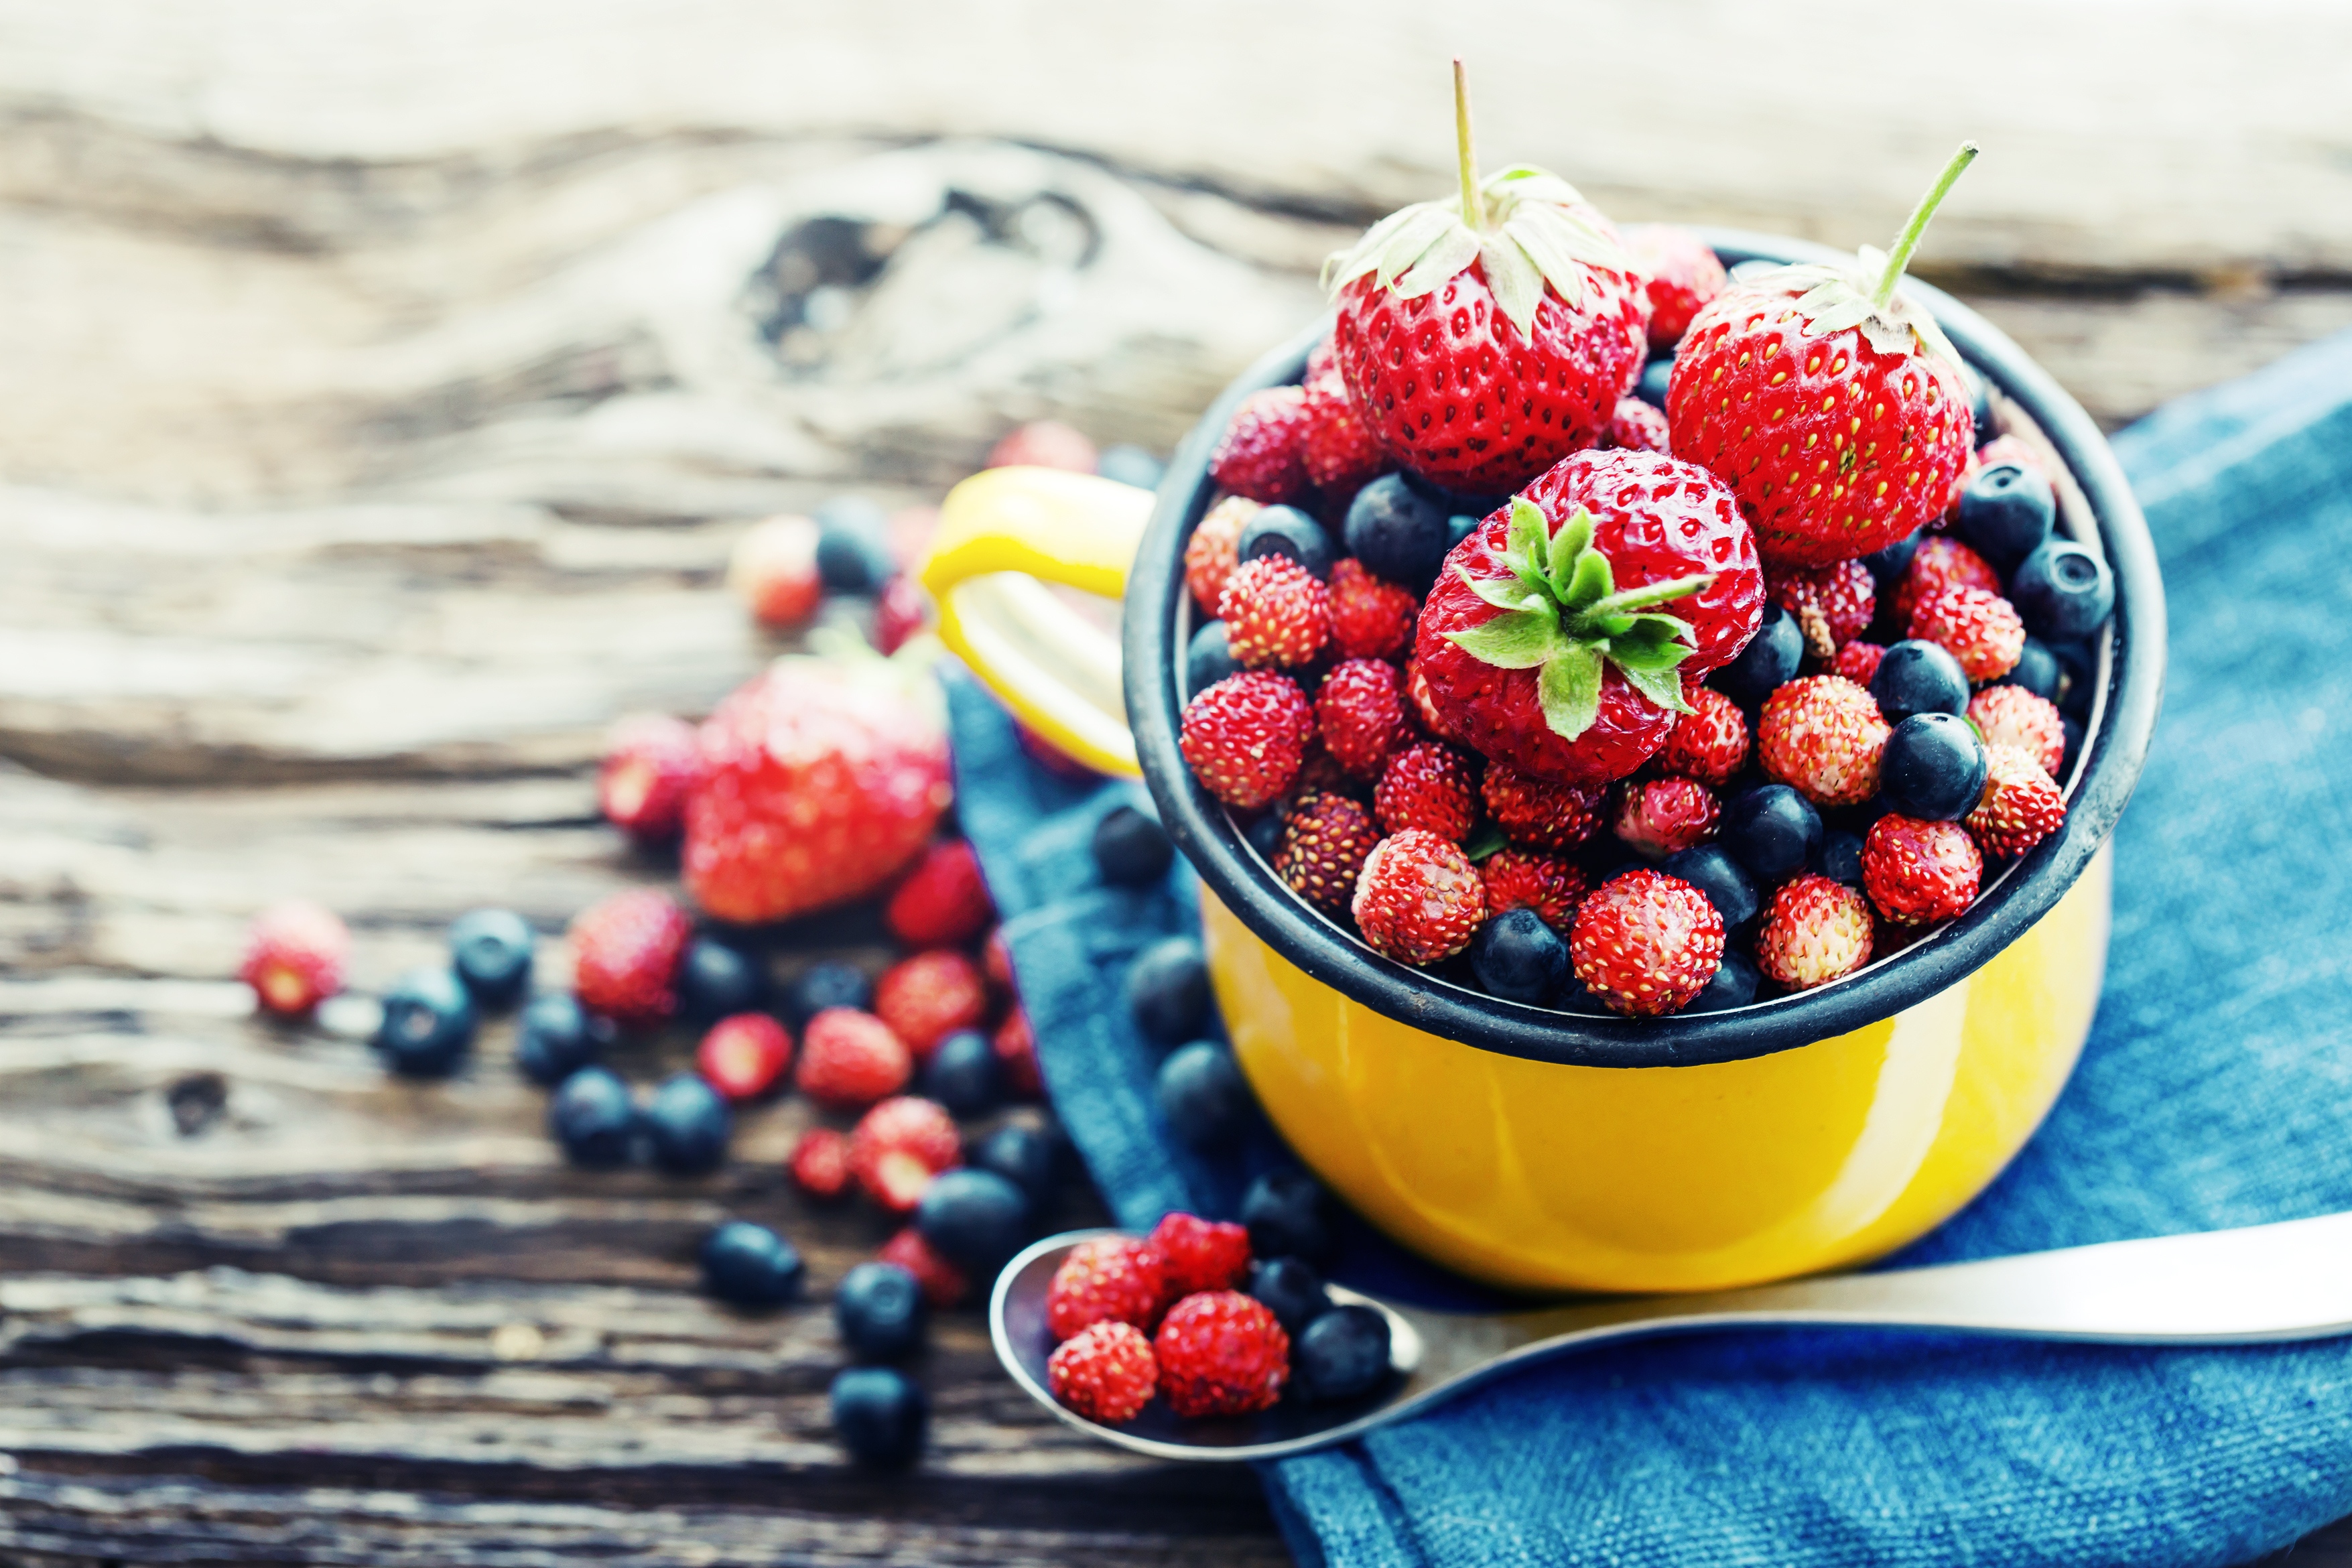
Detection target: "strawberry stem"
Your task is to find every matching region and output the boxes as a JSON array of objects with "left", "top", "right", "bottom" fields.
[
  {"left": 1453, "top": 59, "right": 1484, "bottom": 232},
  {"left": 1872, "top": 141, "right": 1979, "bottom": 310}
]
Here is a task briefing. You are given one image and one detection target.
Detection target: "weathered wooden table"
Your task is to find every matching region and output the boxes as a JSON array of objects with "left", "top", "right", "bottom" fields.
[{"left": 4, "top": 3, "right": 2349, "bottom": 1561}]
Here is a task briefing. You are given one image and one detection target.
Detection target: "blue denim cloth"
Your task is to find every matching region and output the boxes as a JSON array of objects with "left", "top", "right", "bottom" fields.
[{"left": 947, "top": 324, "right": 2352, "bottom": 1568}]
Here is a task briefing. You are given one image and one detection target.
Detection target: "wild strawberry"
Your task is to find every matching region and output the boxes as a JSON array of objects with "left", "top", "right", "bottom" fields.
[
  {"left": 1325, "top": 67, "right": 1648, "bottom": 494},
  {"left": 788, "top": 1126, "right": 853, "bottom": 1199},
  {"left": 883, "top": 840, "right": 995, "bottom": 949},
  {"left": 1220, "top": 556, "right": 1330, "bottom": 669},
  {"left": 1327, "top": 559, "right": 1419, "bottom": 661},
  {"left": 1304, "top": 332, "right": 1342, "bottom": 392},
  {"left": 1893, "top": 535, "right": 2002, "bottom": 627},
  {"left": 684, "top": 658, "right": 952, "bottom": 925},
  {"left": 1758, "top": 676, "right": 1890, "bottom": 807},
  {"left": 1301, "top": 381, "right": 1390, "bottom": 493},
  {"left": 1624, "top": 223, "right": 1729, "bottom": 351},
  {"left": 1150, "top": 1213, "right": 1253, "bottom": 1295},
  {"left": 1863, "top": 814, "right": 1983, "bottom": 925},
  {"left": 1047, "top": 1236, "right": 1173, "bottom": 1341},
  {"left": 1153, "top": 1290, "right": 1289, "bottom": 1417},
  {"left": 1274, "top": 791, "right": 1382, "bottom": 917},
  {"left": 982, "top": 927, "right": 1016, "bottom": 992},
  {"left": 1208, "top": 386, "right": 1314, "bottom": 505},
  {"left": 1614, "top": 776, "right": 1720, "bottom": 860},
  {"left": 598, "top": 714, "right": 701, "bottom": 844},
  {"left": 1966, "top": 744, "right": 2067, "bottom": 858},
  {"left": 1185, "top": 495, "right": 1256, "bottom": 613},
  {"left": 1403, "top": 655, "right": 1459, "bottom": 743},
  {"left": 878, "top": 1226, "right": 969, "bottom": 1307},
  {"left": 850, "top": 1096, "right": 962, "bottom": 1213},
  {"left": 1481, "top": 765, "right": 1606, "bottom": 852},
  {"left": 1910, "top": 585, "right": 2025, "bottom": 681},
  {"left": 794, "top": 1006, "right": 913, "bottom": 1108},
  {"left": 1372, "top": 740, "right": 1478, "bottom": 841},
  {"left": 696, "top": 1013, "right": 792, "bottom": 1101},
  {"left": 872, "top": 574, "right": 931, "bottom": 655},
  {"left": 1482, "top": 848, "right": 1588, "bottom": 929},
  {"left": 1569, "top": 868, "right": 1725, "bottom": 1017},
  {"left": 1413, "top": 450, "right": 1764, "bottom": 785},
  {"left": 1968, "top": 685, "right": 2066, "bottom": 777},
  {"left": 1289, "top": 740, "right": 1367, "bottom": 803},
  {"left": 239, "top": 901, "right": 348, "bottom": 1017},
  {"left": 1768, "top": 559, "right": 1876, "bottom": 659},
  {"left": 570, "top": 888, "right": 691, "bottom": 1026},
  {"left": 1352, "top": 829, "right": 1485, "bottom": 965},
  {"left": 989, "top": 420, "right": 1096, "bottom": 472},
  {"left": 874, "top": 950, "right": 989, "bottom": 1058},
  {"left": 1604, "top": 396, "right": 1671, "bottom": 454},
  {"left": 727, "top": 514, "right": 824, "bottom": 628},
  {"left": 1756, "top": 875, "right": 1875, "bottom": 990},
  {"left": 1049, "top": 1320, "right": 1159, "bottom": 1424},
  {"left": 1315, "top": 659, "right": 1413, "bottom": 778},
  {"left": 1179, "top": 671, "right": 1314, "bottom": 809},
  {"left": 992, "top": 1006, "right": 1042, "bottom": 1098},
  {"left": 1654, "top": 687, "right": 1748, "bottom": 787},
  {"left": 1833, "top": 639, "right": 1887, "bottom": 688}
]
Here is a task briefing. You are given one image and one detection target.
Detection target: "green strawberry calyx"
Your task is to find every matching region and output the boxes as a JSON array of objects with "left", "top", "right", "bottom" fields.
[
  {"left": 1319, "top": 60, "right": 1632, "bottom": 340},
  {"left": 1443, "top": 497, "right": 1713, "bottom": 741}
]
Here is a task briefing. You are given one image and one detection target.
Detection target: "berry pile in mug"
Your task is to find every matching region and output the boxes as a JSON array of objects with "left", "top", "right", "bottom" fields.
[{"left": 1175, "top": 82, "right": 2111, "bottom": 1019}]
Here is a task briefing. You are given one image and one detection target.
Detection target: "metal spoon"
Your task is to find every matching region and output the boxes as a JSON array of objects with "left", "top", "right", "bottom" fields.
[{"left": 990, "top": 1212, "right": 2352, "bottom": 1462}]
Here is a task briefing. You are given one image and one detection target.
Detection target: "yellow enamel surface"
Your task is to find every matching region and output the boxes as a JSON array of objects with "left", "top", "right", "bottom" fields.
[{"left": 1207, "top": 845, "right": 2111, "bottom": 1295}]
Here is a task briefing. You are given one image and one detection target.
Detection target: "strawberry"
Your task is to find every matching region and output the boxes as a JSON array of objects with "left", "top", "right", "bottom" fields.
[
  {"left": 992, "top": 1006, "right": 1042, "bottom": 1098},
  {"left": 1654, "top": 687, "right": 1748, "bottom": 787},
  {"left": 1304, "top": 332, "right": 1342, "bottom": 392},
  {"left": 1624, "top": 223, "right": 1729, "bottom": 352},
  {"left": 1403, "top": 655, "right": 1461, "bottom": 744},
  {"left": 1613, "top": 776, "right": 1720, "bottom": 860},
  {"left": 982, "top": 927, "right": 1016, "bottom": 993},
  {"left": 1185, "top": 496, "right": 1257, "bottom": 613},
  {"left": 1315, "top": 659, "right": 1413, "bottom": 778},
  {"left": 1604, "top": 396, "right": 1671, "bottom": 454},
  {"left": 878, "top": 1226, "right": 969, "bottom": 1307},
  {"left": 1966, "top": 744, "right": 2067, "bottom": 858},
  {"left": 1049, "top": 1321, "right": 1159, "bottom": 1424},
  {"left": 696, "top": 1013, "right": 792, "bottom": 1101},
  {"left": 1768, "top": 559, "right": 1876, "bottom": 660},
  {"left": 989, "top": 420, "right": 1097, "bottom": 473},
  {"left": 1219, "top": 556, "right": 1331, "bottom": 669},
  {"left": 1833, "top": 639, "right": 1887, "bottom": 688},
  {"left": 598, "top": 713, "right": 702, "bottom": 845},
  {"left": 684, "top": 657, "right": 952, "bottom": 925},
  {"left": 1301, "top": 381, "right": 1390, "bottom": 493},
  {"left": 1047, "top": 1236, "right": 1173, "bottom": 1341},
  {"left": 1757, "top": 675, "right": 1890, "bottom": 807},
  {"left": 239, "top": 901, "right": 348, "bottom": 1017},
  {"left": 1862, "top": 814, "right": 1983, "bottom": 925},
  {"left": 1154, "top": 1291, "right": 1289, "bottom": 1417},
  {"left": 1178, "top": 671, "right": 1315, "bottom": 809},
  {"left": 874, "top": 950, "right": 990, "bottom": 1058},
  {"left": 1568, "top": 868, "right": 1725, "bottom": 1017},
  {"left": 1208, "top": 386, "right": 1314, "bottom": 505},
  {"left": 1352, "top": 829, "right": 1485, "bottom": 965},
  {"left": 1480, "top": 765, "right": 1606, "bottom": 852},
  {"left": 1667, "top": 145, "right": 1981, "bottom": 567},
  {"left": 794, "top": 1006, "right": 913, "bottom": 1108},
  {"left": 1756, "top": 874, "right": 1875, "bottom": 990},
  {"left": 872, "top": 574, "right": 931, "bottom": 655},
  {"left": 570, "top": 888, "right": 691, "bottom": 1026},
  {"left": 1325, "top": 65, "right": 1648, "bottom": 494},
  {"left": 1149, "top": 1213, "right": 1253, "bottom": 1295},
  {"left": 1893, "top": 534, "right": 2002, "bottom": 627},
  {"left": 1967, "top": 685, "right": 2065, "bottom": 777},
  {"left": 1273, "top": 791, "right": 1382, "bottom": 917},
  {"left": 1372, "top": 740, "right": 1478, "bottom": 842},
  {"left": 1909, "top": 584, "right": 2025, "bottom": 682},
  {"left": 727, "top": 515, "right": 824, "bottom": 628},
  {"left": 1482, "top": 848, "right": 1589, "bottom": 929},
  {"left": 1413, "top": 450, "right": 1764, "bottom": 785},
  {"left": 850, "top": 1095, "right": 962, "bottom": 1213},
  {"left": 883, "top": 840, "right": 995, "bottom": 949},
  {"left": 788, "top": 1126, "right": 853, "bottom": 1199},
  {"left": 1289, "top": 739, "right": 1368, "bottom": 803},
  {"left": 1327, "top": 559, "right": 1419, "bottom": 661}
]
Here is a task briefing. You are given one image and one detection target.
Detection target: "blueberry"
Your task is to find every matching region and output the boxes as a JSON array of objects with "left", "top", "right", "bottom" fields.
[
  {"left": 1879, "top": 713, "right": 1989, "bottom": 821},
  {"left": 783, "top": 961, "right": 871, "bottom": 1029},
  {"left": 814, "top": 495, "right": 896, "bottom": 593},
  {"left": 2002, "top": 636, "right": 2061, "bottom": 703},
  {"left": 1861, "top": 530, "right": 1922, "bottom": 594},
  {"left": 1959, "top": 360, "right": 1995, "bottom": 446},
  {"left": 642, "top": 1071, "right": 731, "bottom": 1175},
  {"left": 1246, "top": 1256, "right": 1329, "bottom": 1335},
  {"left": 1155, "top": 1039, "right": 1252, "bottom": 1147},
  {"left": 1186, "top": 620, "right": 1240, "bottom": 698},
  {"left": 2049, "top": 641, "right": 2097, "bottom": 720},
  {"left": 1238, "top": 505, "right": 1336, "bottom": 580},
  {"left": 700, "top": 1219, "right": 804, "bottom": 1308},
  {"left": 1659, "top": 844, "right": 1760, "bottom": 932},
  {"left": 921, "top": 1029, "right": 1002, "bottom": 1117},
  {"left": 1636, "top": 356, "right": 1674, "bottom": 410},
  {"left": 1683, "top": 950, "right": 1760, "bottom": 1014},
  {"left": 1813, "top": 830, "right": 1867, "bottom": 887},
  {"left": 1469, "top": 908, "right": 1568, "bottom": 1006},
  {"left": 1710, "top": 602, "right": 1803, "bottom": 708},
  {"left": 831, "top": 1365, "right": 927, "bottom": 1467},
  {"left": 1343, "top": 474, "right": 1451, "bottom": 592},
  {"left": 1096, "top": 444, "right": 1165, "bottom": 491},
  {"left": 915, "top": 1169, "right": 1033, "bottom": 1274},
  {"left": 677, "top": 937, "right": 767, "bottom": 1025},
  {"left": 836, "top": 1261, "right": 927, "bottom": 1361},
  {"left": 515, "top": 992, "right": 614, "bottom": 1086},
  {"left": 548, "top": 1065, "right": 637, "bottom": 1167},
  {"left": 1243, "top": 810, "right": 1284, "bottom": 860},
  {"left": 1719, "top": 785, "right": 1823, "bottom": 884},
  {"left": 1293, "top": 1304, "right": 1393, "bottom": 1402},
  {"left": 1094, "top": 803, "right": 1175, "bottom": 886},
  {"left": 1242, "top": 1169, "right": 1333, "bottom": 1267},
  {"left": 448, "top": 908, "right": 533, "bottom": 1010},
  {"left": 1953, "top": 461, "right": 2054, "bottom": 571},
  {"left": 1126, "top": 937, "right": 1210, "bottom": 1044},
  {"left": 2010, "top": 541, "right": 2115, "bottom": 641},
  {"left": 1870, "top": 639, "right": 1972, "bottom": 724},
  {"left": 1445, "top": 513, "right": 1480, "bottom": 551},
  {"left": 374, "top": 968, "right": 478, "bottom": 1077},
  {"left": 971, "top": 1122, "right": 1059, "bottom": 1206}
]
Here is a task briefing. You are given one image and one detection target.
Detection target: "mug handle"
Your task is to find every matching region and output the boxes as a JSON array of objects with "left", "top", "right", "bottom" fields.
[{"left": 918, "top": 465, "right": 1156, "bottom": 778}]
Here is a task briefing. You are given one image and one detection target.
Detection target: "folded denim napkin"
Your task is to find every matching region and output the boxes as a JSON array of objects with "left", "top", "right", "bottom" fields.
[{"left": 948, "top": 323, "right": 2352, "bottom": 1568}]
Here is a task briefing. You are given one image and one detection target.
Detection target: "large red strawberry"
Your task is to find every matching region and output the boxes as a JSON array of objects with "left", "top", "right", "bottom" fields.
[
  {"left": 1413, "top": 448, "right": 1764, "bottom": 784},
  {"left": 1323, "top": 64, "right": 1648, "bottom": 495},
  {"left": 1667, "top": 145, "right": 1981, "bottom": 568}
]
